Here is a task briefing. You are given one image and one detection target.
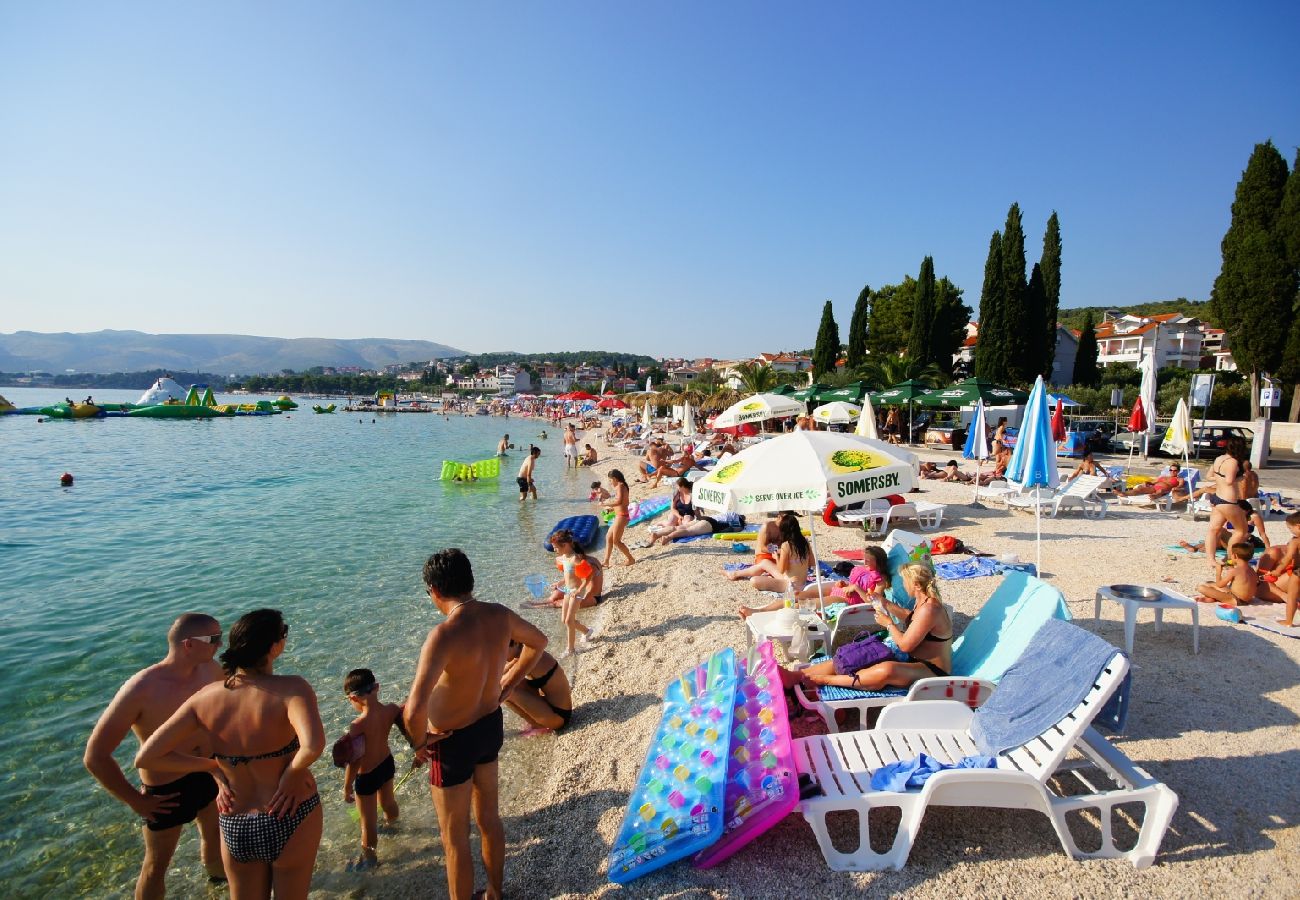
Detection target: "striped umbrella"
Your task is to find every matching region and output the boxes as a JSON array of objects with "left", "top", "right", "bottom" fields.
[{"left": 1005, "top": 376, "right": 1059, "bottom": 573}]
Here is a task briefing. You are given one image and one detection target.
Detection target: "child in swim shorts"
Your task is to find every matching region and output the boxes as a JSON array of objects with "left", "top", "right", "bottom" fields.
[{"left": 339, "top": 669, "right": 406, "bottom": 871}]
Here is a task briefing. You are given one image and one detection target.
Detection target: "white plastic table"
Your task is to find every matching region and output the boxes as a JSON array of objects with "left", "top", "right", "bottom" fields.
[
  {"left": 1094, "top": 585, "right": 1200, "bottom": 655},
  {"left": 744, "top": 608, "right": 829, "bottom": 661}
]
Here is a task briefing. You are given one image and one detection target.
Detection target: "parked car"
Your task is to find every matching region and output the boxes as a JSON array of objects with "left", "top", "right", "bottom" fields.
[{"left": 1111, "top": 425, "right": 1259, "bottom": 458}]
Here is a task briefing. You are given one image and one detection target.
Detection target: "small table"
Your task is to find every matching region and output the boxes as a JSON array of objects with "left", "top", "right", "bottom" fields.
[
  {"left": 1094, "top": 585, "right": 1200, "bottom": 655},
  {"left": 745, "top": 608, "right": 829, "bottom": 661}
]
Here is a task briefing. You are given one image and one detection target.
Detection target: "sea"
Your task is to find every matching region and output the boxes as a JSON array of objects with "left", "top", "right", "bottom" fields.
[{"left": 0, "top": 387, "right": 593, "bottom": 897}]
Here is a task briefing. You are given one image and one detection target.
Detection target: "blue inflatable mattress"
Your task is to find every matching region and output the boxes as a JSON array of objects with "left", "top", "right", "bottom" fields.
[{"left": 544, "top": 514, "right": 602, "bottom": 552}]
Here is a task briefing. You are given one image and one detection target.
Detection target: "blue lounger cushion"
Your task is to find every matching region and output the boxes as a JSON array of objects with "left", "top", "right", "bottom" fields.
[{"left": 544, "top": 514, "right": 601, "bottom": 552}]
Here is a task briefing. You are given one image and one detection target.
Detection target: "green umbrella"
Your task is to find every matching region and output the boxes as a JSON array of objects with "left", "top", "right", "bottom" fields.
[
  {"left": 870, "top": 379, "right": 932, "bottom": 404},
  {"left": 770, "top": 383, "right": 797, "bottom": 396},
  {"left": 789, "top": 382, "right": 830, "bottom": 403},
  {"left": 915, "top": 377, "right": 1028, "bottom": 408},
  {"left": 814, "top": 381, "right": 867, "bottom": 403}
]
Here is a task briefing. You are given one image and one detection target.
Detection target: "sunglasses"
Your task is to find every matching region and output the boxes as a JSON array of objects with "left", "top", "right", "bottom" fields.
[{"left": 190, "top": 633, "right": 223, "bottom": 646}]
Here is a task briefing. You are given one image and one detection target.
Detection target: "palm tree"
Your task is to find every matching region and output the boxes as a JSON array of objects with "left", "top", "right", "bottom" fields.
[
  {"left": 733, "top": 362, "right": 779, "bottom": 395},
  {"left": 691, "top": 367, "right": 725, "bottom": 397},
  {"left": 859, "top": 354, "right": 945, "bottom": 390}
]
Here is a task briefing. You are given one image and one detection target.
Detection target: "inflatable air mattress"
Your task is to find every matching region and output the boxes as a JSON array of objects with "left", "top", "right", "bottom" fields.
[
  {"left": 544, "top": 514, "right": 601, "bottom": 552},
  {"left": 607, "top": 649, "right": 738, "bottom": 884},
  {"left": 601, "top": 494, "right": 672, "bottom": 526}
]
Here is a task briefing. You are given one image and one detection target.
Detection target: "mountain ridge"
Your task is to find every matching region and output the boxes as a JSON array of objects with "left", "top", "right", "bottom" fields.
[{"left": 0, "top": 330, "right": 465, "bottom": 375}]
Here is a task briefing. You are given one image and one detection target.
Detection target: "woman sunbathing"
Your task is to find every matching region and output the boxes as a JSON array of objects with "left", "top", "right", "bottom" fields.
[
  {"left": 788, "top": 563, "right": 952, "bottom": 691},
  {"left": 1117, "top": 464, "right": 1183, "bottom": 499},
  {"left": 733, "top": 514, "right": 814, "bottom": 616}
]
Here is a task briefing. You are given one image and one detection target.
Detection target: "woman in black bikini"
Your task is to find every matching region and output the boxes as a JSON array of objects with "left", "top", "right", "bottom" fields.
[
  {"left": 795, "top": 563, "right": 953, "bottom": 691},
  {"left": 1206, "top": 435, "right": 1251, "bottom": 572},
  {"left": 646, "top": 478, "right": 697, "bottom": 547},
  {"left": 503, "top": 642, "right": 573, "bottom": 734},
  {"left": 138, "top": 609, "right": 325, "bottom": 900}
]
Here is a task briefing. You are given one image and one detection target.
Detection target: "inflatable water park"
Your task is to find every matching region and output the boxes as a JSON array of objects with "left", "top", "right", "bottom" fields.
[{"left": 0, "top": 378, "right": 297, "bottom": 421}]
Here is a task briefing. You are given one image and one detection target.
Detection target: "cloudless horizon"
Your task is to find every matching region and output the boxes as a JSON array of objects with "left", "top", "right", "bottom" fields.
[{"left": 2, "top": 2, "right": 1297, "bottom": 359}]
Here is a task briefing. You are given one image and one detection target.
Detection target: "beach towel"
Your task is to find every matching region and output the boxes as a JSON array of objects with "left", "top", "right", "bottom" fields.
[
  {"left": 934, "top": 556, "right": 1038, "bottom": 580},
  {"left": 1240, "top": 611, "right": 1300, "bottom": 639},
  {"left": 869, "top": 752, "right": 997, "bottom": 792},
  {"left": 971, "top": 619, "right": 1129, "bottom": 757}
]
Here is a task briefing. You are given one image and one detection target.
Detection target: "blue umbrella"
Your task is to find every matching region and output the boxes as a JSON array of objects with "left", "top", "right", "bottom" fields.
[
  {"left": 963, "top": 397, "right": 991, "bottom": 505},
  {"left": 1005, "top": 376, "right": 1059, "bottom": 572}
]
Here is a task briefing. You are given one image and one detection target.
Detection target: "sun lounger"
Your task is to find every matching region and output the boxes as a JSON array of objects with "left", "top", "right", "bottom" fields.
[
  {"left": 1008, "top": 474, "right": 1108, "bottom": 519},
  {"left": 795, "top": 571, "right": 1069, "bottom": 732},
  {"left": 973, "top": 479, "right": 1024, "bottom": 506},
  {"left": 837, "top": 500, "right": 945, "bottom": 535},
  {"left": 794, "top": 621, "right": 1177, "bottom": 871}
]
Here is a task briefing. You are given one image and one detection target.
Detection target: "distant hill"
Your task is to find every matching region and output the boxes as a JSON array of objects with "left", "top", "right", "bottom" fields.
[
  {"left": 1058, "top": 299, "right": 1213, "bottom": 333},
  {"left": 0, "top": 330, "right": 465, "bottom": 375}
]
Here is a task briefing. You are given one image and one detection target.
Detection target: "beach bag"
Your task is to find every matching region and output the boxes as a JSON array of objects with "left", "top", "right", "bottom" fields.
[
  {"left": 789, "top": 617, "right": 813, "bottom": 662},
  {"left": 928, "top": 535, "right": 964, "bottom": 555},
  {"left": 832, "top": 633, "right": 893, "bottom": 674}
]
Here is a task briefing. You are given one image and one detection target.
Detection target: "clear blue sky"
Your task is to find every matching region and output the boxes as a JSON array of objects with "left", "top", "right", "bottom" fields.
[{"left": 2, "top": 2, "right": 1297, "bottom": 359}]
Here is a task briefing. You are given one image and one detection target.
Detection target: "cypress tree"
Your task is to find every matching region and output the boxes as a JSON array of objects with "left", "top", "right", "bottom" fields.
[
  {"left": 974, "top": 231, "right": 1006, "bottom": 382},
  {"left": 846, "top": 284, "right": 871, "bottom": 371},
  {"left": 1025, "top": 263, "right": 1048, "bottom": 379},
  {"left": 931, "top": 276, "right": 971, "bottom": 376},
  {"left": 812, "top": 300, "right": 841, "bottom": 378},
  {"left": 1210, "top": 141, "right": 1294, "bottom": 417},
  {"left": 1072, "top": 312, "right": 1100, "bottom": 386},
  {"left": 907, "top": 257, "right": 937, "bottom": 363},
  {"left": 1000, "top": 203, "right": 1031, "bottom": 383},
  {"left": 1040, "top": 212, "right": 1062, "bottom": 378},
  {"left": 1277, "top": 153, "right": 1300, "bottom": 420}
]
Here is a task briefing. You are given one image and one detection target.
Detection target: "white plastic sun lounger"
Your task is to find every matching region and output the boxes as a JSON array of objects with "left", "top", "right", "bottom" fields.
[
  {"left": 837, "top": 500, "right": 945, "bottom": 535},
  {"left": 794, "top": 649, "right": 1177, "bottom": 872},
  {"left": 1008, "top": 474, "right": 1108, "bottom": 519}
]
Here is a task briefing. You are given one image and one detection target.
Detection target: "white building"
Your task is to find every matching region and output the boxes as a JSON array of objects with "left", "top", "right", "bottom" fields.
[
  {"left": 955, "top": 323, "right": 1078, "bottom": 385},
  {"left": 1094, "top": 313, "right": 1203, "bottom": 370},
  {"left": 1200, "top": 326, "right": 1236, "bottom": 371}
]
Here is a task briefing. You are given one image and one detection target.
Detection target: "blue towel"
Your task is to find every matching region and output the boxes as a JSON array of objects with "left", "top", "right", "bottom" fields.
[
  {"left": 672, "top": 533, "right": 714, "bottom": 544},
  {"left": 723, "top": 562, "right": 750, "bottom": 572},
  {"left": 870, "top": 752, "right": 997, "bottom": 791},
  {"left": 935, "top": 557, "right": 1038, "bottom": 580},
  {"left": 971, "top": 619, "right": 1128, "bottom": 756}
]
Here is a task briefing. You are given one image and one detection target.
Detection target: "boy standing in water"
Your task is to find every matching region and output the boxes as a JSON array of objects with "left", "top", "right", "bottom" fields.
[
  {"left": 84, "top": 613, "right": 227, "bottom": 899},
  {"left": 341, "top": 668, "right": 404, "bottom": 871},
  {"left": 404, "top": 549, "right": 549, "bottom": 900},
  {"left": 517, "top": 445, "right": 540, "bottom": 500}
]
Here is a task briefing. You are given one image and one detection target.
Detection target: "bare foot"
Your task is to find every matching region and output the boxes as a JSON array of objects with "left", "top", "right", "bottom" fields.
[
  {"left": 1194, "top": 595, "right": 1216, "bottom": 603},
  {"left": 1277, "top": 619, "right": 1296, "bottom": 627}
]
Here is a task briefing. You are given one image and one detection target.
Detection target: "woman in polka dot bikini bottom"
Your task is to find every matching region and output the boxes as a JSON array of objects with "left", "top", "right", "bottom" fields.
[{"left": 138, "top": 609, "right": 325, "bottom": 899}]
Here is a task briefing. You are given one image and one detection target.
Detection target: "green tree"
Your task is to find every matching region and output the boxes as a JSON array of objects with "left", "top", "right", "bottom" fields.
[
  {"left": 1040, "top": 212, "right": 1063, "bottom": 378},
  {"left": 974, "top": 231, "right": 1006, "bottom": 381},
  {"left": 1072, "top": 312, "right": 1100, "bottom": 386},
  {"left": 931, "top": 277, "right": 970, "bottom": 377},
  {"left": 1210, "top": 141, "right": 1295, "bottom": 418},
  {"left": 865, "top": 281, "right": 914, "bottom": 358},
  {"left": 733, "top": 361, "right": 779, "bottom": 394},
  {"left": 860, "top": 354, "right": 943, "bottom": 390},
  {"left": 812, "top": 300, "right": 841, "bottom": 377},
  {"left": 999, "top": 203, "right": 1032, "bottom": 383},
  {"left": 907, "top": 257, "right": 938, "bottom": 364},
  {"left": 1025, "top": 262, "right": 1048, "bottom": 379},
  {"left": 1277, "top": 152, "right": 1300, "bottom": 420},
  {"left": 846, "top": 284, "right": 871, "bottom": 371}
]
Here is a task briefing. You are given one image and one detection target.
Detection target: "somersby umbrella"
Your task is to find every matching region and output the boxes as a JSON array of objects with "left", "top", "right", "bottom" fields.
[
  {"left": 692, "top": 431, "right": 919, "bottom": 611},
  {"left": 712, "top": 393, "right": 804, "bottom": 429},
  {"left": 1004, "top": 375, "right": 1059, "bottom": 573},
  {"left": 811, "top": 401, "right": 862, "bottom": 426}
]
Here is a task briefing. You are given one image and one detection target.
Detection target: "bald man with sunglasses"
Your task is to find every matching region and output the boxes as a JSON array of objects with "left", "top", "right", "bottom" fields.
[{"left": 85, "top": 613, "right": 227, "bottom": 898}]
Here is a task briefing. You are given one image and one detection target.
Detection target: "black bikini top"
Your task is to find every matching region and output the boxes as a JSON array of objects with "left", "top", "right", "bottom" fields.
[{"left": 214, "top": 737, "right": 299, "bottom": 766}]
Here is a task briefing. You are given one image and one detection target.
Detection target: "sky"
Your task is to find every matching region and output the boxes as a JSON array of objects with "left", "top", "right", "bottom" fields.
[{"left": 1, "top": 2, "right": 1298, "bottom": 360}]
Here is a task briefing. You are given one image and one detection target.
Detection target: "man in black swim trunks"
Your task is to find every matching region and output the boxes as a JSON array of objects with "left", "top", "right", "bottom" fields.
[
  {"left": 404, "top": 549, "right": 549, "bottom": 900},
  {"left": 85, "top": 613, "right": 227, "bottom": 898}
]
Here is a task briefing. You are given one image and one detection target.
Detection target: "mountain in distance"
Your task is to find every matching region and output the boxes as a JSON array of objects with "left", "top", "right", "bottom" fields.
[{"left": 0, "top": 330, "right": 466, "bottom": 376}]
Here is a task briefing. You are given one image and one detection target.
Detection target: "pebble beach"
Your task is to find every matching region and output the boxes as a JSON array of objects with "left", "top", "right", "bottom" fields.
[{"left": 306, "top": 435, "right": 1300, "bottom": 899}]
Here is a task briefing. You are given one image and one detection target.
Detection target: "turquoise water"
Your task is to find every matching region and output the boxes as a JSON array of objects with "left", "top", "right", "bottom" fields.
[{"left": 0, "top": 388, "right": 587, "bottom": 897}]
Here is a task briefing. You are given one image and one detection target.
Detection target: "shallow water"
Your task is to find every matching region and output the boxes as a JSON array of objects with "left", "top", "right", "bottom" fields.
[{"left": 0, "top": 388, "right": 590, "bottom": 896}]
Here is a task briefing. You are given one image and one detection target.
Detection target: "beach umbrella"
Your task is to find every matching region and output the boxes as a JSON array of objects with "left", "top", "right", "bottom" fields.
[
  {"left": 681, "top": 398, "right": 697, "bottom": 440},
  {"left": 692, "top": 431, "right": 919, "bottom": 613},
  {"left": 560, "top": 391, "right": 599, "bottom": 402},
  {"left": 1138, "top": 349, "right": 1159, "bottom": 456},
  {"left": 815, "top": 381, "right": 868, "bottom": 404},
  {"left": 642, "top": 395, "right": 653, "bottom": 433},
  {"left": 1004, "top": 375, "right": 1059, "bottom": 574},
  {"left": 915, "top": 377, "right": 1029, "bottom": 408},
  {"left": 597, "top": 397, "right": 628, "bottom": 410},
  {"left": 712, "top": 392, "right": 804, "bottom": 429},
  {"left": 963, "top": 397, "right": 991, "bottom": 504},
  {"left": 770, "top": 383, "right": 797, "bottom": 396},
  {"left": 811, "top": 401, "right": 862, "bottom": 426},
  {"left": 1161, "top": 397, "right": 1193, "bottom": 471},
  {"left": 1126, "top": 397, "right": 1147, "bottom": 473},
  {"left": 790, "top": 382, "right": 830, "bottom": 404},
  {"left": 1051, "top": 399, "right": 1066, "bottom": 442},
  {"left": 599, "top": 379, "right": 607, "bottom": 396},
  {"left": 1047, "top": 393, "right": 1082, "bottom": 407},
  {"left": 854, "top": 393, "right": 880, "bottom": 440}
]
